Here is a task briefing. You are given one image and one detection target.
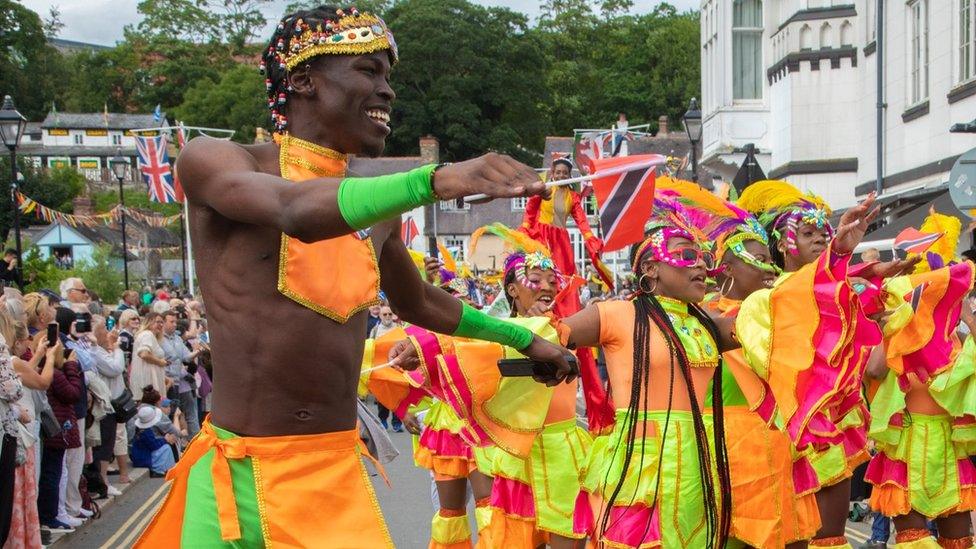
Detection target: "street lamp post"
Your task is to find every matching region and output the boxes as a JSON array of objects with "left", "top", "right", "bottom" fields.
[
  {"left": 682, "top": 97, "right": 703, "bottom": 183},
  {"left": 0, "top": 96, "right": 28, "bottom": 290},
  {"left": 109, "top": 148, "right": 130, "bottom": 290}
]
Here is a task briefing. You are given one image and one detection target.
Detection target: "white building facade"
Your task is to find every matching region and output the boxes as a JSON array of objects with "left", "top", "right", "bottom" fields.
[{"left": 701, "top": 0, "right": 976, "bottom": 208}]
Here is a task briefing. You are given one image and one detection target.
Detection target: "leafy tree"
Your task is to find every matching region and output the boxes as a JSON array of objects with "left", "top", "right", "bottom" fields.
[
  {"left": 0, "top": 0, "right": 69, "bottom": 119},
  {"left": 21, "top": 244, "right": 125, "bottom": 301},
  {"left": 91, "top": 188, "right": 182, "bottom": 217},
  {"left": 383, "top": 0, "right": 550, "bottom": 161},
  {"left": 172, "top": 64, "right": 267, "bottom": 143}
]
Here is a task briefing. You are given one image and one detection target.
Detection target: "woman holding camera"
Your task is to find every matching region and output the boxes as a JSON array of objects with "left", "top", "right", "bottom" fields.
[{"left": 128, "top": 313, "right": 168, "bottom": 402}]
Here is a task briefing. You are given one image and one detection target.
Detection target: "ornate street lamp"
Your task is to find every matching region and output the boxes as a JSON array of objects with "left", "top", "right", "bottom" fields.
[
  {"left": 682, "top": 97, "right": 703, "bottom": 182},
  {"left": 0, "top": 96, "right": 28, "bottom": 290},
  {"left": 109, "top": 148, "right": 131, "bottom": 289}
]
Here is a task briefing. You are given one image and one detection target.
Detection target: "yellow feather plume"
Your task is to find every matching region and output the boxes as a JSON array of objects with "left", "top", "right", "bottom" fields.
[
  {"left": 656, "top": 176, "right": 738, "bottom": 218},
  {"left": 913, "top": 208, "right": 961, "bottom": 273},
  {"left": 736, "top": 179, "right": 830, "bottom": 216},
  {"left": 470, "top": 222, "right": 550, "bottom": 258}
]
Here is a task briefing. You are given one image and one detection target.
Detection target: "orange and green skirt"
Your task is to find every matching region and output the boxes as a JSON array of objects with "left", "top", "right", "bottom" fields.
[
  {"left": 417, "top": 400, "right": 477, "bottom": 480},
  {"left": 866, "top": 412, "right": 976, "bottom": 519},
  {"left": 133, "top": 420, "right": 393, "bottom": 548},
  {"left": 488, "top": 418, "right": 590, "bottom": 545},
  {"left": 724, "top": 406, "right": 820, "bottom": 548}
]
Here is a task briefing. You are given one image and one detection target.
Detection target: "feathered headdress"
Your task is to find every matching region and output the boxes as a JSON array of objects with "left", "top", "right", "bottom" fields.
[
  {"left": 470, "top": 223, "right": 561, "bottom": 289},
  {"left": 653, "top": 178, "right": 775, "bottom": 273},
  {"left": 913, "top": 207, "right": 962, "bottom": 272},
  {"left": 736, "top": 179, "right": 832, "bottom": 255}
]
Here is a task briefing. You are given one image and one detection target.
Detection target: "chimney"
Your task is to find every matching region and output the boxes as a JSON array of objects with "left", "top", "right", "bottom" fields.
[
  {"left": 72, "top": 195, "right": 93, "bottom": 217},
  {"left": 658, "top": 115, "right": 669, "bottom": 136},
  {"left": 419, "top": 135, "right": 439, "bottom": 164}
]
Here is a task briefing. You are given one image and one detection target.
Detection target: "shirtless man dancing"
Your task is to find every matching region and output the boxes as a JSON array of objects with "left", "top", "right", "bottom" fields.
[{"left": 135, "top": 5, "right": 571, "bottom": 547}]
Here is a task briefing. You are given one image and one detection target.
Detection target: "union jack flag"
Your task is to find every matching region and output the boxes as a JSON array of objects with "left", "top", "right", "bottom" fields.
[
  {"left": 135, "top": 134, "right": 182, "bottom": 203},
  {"left": 401, "top": 217, "right": 420, "bottom": 247}
]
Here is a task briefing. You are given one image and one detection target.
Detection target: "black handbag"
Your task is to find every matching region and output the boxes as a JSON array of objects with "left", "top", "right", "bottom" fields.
[
  {"left": 111, "top": 388, "right": 138, "bottom": 423},
  {"left": 33, "top": 391, "right": 61, "bottom": 439}
]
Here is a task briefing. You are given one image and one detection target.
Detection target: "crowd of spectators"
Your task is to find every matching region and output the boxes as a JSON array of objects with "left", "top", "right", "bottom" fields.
[{"left": 0, "top": 278, "right": 210, "bottom": 547}]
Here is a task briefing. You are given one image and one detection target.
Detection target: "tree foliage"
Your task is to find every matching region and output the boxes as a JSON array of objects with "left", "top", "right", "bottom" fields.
[
  {"left": 0, "top": 158, "right": 88, "bottom": 243},
  {"left": 2, "top": 0, "right": 700, "bottom": 156},
  {"left": 22, "top": 244, "right": 125, "bottom": 301}
]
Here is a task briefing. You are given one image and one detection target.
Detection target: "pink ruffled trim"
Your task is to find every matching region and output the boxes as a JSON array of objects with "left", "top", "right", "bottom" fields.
[
  {"left": 393, "top": 386, "right": 428, "bottom": 420},
  {"left": 573, "top": 491, "right": 593, "bottom": 537},
  {"left": 959, "top": 458, "right": 976, "bottom": 488},
  {"left": 898, "top": 262, "right": 973, "bottom": 387},
  {"left": 753, "top": 379, "right": 777, "bottom": 425},
  {"left": 602, "top": 503, "right": 662, "bottom": 548},
  {"left": 792, "top": 455, "right": 820, "bottom": 495},
  {"left": 841, "top": 420, "right": 867, "bottom": 459},
  {"left": 419, "top": 427, "right": 475, "bottom": 460},
  {"left": 437, "top": 353, "right": 490, "bottom": 447},
  {"left": 864, "top": 452, "right": 908, "bottom": 489},
  {"left": 490, "top": 476, "right": 536, "bottom": 518}
]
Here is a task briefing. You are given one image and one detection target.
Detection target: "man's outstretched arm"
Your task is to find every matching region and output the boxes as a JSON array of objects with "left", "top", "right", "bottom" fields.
[
  {"left": 379, "top": 223, "right": 574, "bottom": 383},
  {"left": 179, "top": 137, "right": 549, "bottom": 243}
]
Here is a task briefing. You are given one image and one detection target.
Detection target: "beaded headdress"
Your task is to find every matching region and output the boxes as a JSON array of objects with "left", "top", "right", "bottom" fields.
[
  {"left": 634, "top": 193, "right": 716, "bottom": 273},
  {"left": 736, "top": 179, "right": 833, "bottom": 256},
  {"left": 260, "top": 7, "right": 397, "bottom": 133},
  {"left": 470, "top": 223, "right": 562, "bottom": 290}
]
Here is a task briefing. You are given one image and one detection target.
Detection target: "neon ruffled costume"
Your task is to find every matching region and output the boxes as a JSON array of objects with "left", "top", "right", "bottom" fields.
[
  {"left": 571, "top": 197, "right": 733, "bottom": 548},
  {"left": 863, "top": 215, "right": 976, "bottom": 537},
  {"left": 735, "top": 180, "right": 883, "bottom": 548},
  {"left": 664, "top": 179, "right": 821, "bottom": 547}
]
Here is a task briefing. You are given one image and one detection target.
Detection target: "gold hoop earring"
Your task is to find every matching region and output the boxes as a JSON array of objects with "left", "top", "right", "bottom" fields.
[
  {"left": 719, "top": 277, "right": 734, "bottom": 297},
  {"left": 638, "top": 274, "right": 658, "bottom": 294}
]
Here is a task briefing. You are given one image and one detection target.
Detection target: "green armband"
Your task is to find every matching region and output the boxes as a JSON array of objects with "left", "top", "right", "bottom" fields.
[
  {"left": 453, "top": 303, "right": 535, "bottom": 351},
  {"left": 337, "top": 164, "right": 438, "bottom": 230}
]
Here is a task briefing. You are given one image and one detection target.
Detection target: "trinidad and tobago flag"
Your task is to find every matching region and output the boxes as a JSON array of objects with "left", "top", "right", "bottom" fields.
[
  {"left": 401, "top": 217, "right": 420, "bottom": 247},
  {"left": 590, "top": 155, "right": 667, "bottom": 252},
  {"left": 893, "top": 227, "right": 943, "bottom": 254}
]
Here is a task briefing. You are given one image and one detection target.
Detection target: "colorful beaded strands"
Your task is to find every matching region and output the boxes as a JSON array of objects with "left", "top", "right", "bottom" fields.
[
  {"left": 260, "top": 6, "right": 397, "bottom": 133},
  {"left": 736, "top": 179, "right": 833, "bottom": 256},
  {"left": 634, "top": 195, "right": 719, "bottom": 274}
]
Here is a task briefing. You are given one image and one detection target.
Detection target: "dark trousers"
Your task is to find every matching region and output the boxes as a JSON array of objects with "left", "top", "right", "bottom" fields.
[
  {"left": 0, "top": 435, "right": 16, "bottom": 544},
  {"left": 376, "top": 403, "right": 401, "bottom": 429},
  {"left": 37, "top": 446, "right": 65, "bottom": 523}
]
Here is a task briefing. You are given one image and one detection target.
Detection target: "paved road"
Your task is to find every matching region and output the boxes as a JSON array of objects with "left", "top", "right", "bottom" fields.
[{"left": 58, "top": 429, "right": 878, "bottom": 548}]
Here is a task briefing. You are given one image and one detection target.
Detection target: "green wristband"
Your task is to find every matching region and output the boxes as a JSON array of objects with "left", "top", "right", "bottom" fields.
[
  {"left": 337, "top": 164, "right": 438, "bottom": 230},
  {"left": 453, "top": 303, "right": 535, "bottom": 351}
]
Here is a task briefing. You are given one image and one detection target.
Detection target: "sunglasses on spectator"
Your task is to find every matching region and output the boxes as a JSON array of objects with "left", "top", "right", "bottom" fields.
[{"left": 71, "top": 288, "right": 88, "bottom": 294}]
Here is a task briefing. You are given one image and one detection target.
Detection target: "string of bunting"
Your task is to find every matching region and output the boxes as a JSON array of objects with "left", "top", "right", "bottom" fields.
[{"left": 16, "top": 193, "right": 183, "bottom": 228}]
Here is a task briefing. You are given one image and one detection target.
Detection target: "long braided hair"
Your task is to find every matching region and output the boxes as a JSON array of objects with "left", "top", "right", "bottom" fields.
[
  {"left": 597, "top": 236, "right": 731, "bottom": 548},
  {"left": 260, "top": 6, "right": 344, "bottom": 132}
]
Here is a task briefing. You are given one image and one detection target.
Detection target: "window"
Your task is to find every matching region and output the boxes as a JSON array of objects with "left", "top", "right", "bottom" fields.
[
  {"left": 442, "top": 236, "right": 467, "bottom": 261},
  {"left": 511, "top": 197, "right": 527, "bottom": 211},
  {"left": 439, "top": 199, "right": 470, "bottom": 212},
  {"left": 583, "top": 194, "right": 597, "bottom": 217},
  {"left": 111, "top": 133, "right": 122, "bottom": 146},
  {"left": 73, "top": 133, "right": 83, "bottom": 145},
  {"left": 909, "top": 0, "right": 929, "bottom": 105},
  {"left": 732, "top": 0, "right": 763, "bottom": 100},
  {"left": 960, "top": 0, "right": 975, "bottom": 83}
]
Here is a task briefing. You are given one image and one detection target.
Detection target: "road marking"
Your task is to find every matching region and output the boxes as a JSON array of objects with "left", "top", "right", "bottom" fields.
[
  {"left": 98, "top": 483, "right": 168, "bottom": 549},
  {"left": 846, "top": 525, "right": 870, "bottom": 543},
  {"left": 116, "top": 497, "right": 164, "bottom": 548}
]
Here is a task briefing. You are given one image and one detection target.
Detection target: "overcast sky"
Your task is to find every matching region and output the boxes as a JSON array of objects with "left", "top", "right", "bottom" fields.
[{"left": 20, "top": 0, "right": 699, "bottom": 46}]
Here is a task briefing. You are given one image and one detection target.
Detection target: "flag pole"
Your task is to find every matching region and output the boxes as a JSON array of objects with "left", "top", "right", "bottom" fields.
[{"left": 463, "top": 157, "right": 664, "bottom": 202}]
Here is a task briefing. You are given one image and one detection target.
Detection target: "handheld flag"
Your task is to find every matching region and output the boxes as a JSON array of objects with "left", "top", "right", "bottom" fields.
[
  {"left": 401, "top": 217, "right": 420, "bottom": 247},
  {"left": 135, "top": 134, "right": 181, "bottom": 203},
  {"left": 893, "top": 227, "right": 943, "bottom": 255},
  {"left": 591, "top": 155, "right": 666, "bottom": 252},
  {"left": 153, "top": 104, "right": 162, "bottom": 123}
]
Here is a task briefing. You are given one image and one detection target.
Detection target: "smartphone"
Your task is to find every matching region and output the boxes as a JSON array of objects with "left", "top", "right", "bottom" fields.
[
  {"left": 498, "top": 355, "right": 579, "bottom": 379},
  {"left": 46, "top": 323, "right": 59, "bottom": 345},
  {"left": 74, "top": 312, "right": 92, "bottom": 333}
]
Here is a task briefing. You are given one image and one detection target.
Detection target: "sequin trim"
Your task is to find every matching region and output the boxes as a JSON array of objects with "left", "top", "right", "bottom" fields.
[
  {"left": 251, "top": 456, "right": 273, "bottom": 548},
  {"left": 357, "top": 445, "right": 396, "bottom": 548}
]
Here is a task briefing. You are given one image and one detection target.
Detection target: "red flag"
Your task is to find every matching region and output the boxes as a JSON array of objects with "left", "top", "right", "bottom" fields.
[
  {"left": 893, "top": 227, "right": 942, "bottom": 254},
  {"left": 401, "top": 217, "right": 420, "bottom": 247},
  {"left": 590, "top": 155, "right": 664, "bottom": 252}
]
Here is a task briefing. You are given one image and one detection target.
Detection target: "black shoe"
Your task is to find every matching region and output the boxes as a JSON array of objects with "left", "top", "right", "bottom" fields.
[
  {"left": 149, "top": 471, "right": 165, "bottom": 478},
  {"left": 106, "top": 470, "right": 120, "bottom": 476},
  {"left": 40, "top": 529, "right": 52, "bottom": 545}
]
